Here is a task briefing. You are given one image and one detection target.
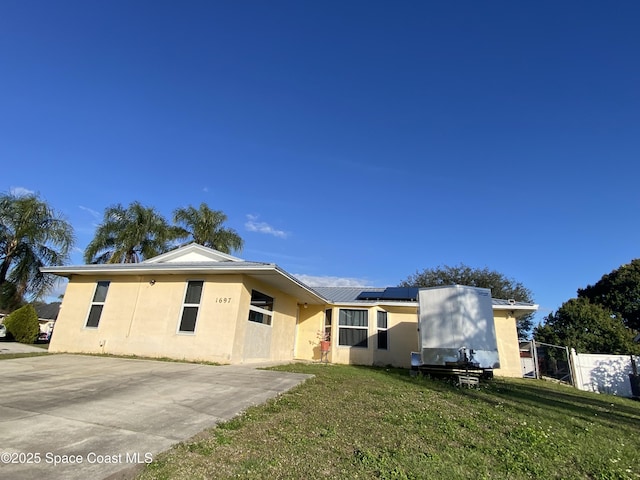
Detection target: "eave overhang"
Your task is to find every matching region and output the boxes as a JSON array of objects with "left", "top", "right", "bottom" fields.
[
  {"left": 41, "top": 263, "right": 327, "bottom": 306},
  {"left": 325, "top": 300, "right": 539, "bottom": 317},
  {"left": 41, "top": 263, "right": 539, "bottom": 315}
]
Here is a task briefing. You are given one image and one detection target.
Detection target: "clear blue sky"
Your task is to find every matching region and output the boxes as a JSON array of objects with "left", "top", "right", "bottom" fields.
[{"left": 2, "top": 1, "right": 639, "bottom": 325}]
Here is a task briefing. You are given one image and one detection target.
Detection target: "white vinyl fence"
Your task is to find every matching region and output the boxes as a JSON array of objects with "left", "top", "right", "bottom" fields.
[{"left": 569, "top": 349, "right": 639, "bottom": 397}]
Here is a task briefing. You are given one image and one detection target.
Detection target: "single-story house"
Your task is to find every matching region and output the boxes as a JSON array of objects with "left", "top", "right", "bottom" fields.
[{"left": 42, "top": 243, "right": 537, "bottom": 376}]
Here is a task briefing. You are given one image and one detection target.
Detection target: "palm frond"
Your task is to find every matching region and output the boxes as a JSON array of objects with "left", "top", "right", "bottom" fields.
[{"left": 173, "top": 203, "right": 243, "bottom": 254}]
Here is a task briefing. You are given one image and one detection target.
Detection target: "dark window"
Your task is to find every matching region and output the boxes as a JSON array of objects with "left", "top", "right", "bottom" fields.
[
  {"left": 377, "top": 311, "right": 388, "bottom": 350},
  {"left": 179, "top": 307, "right": 198, "bottom": 332},
  {"left": 338, "top": 309, "right": 368, "bottom": 348},
  {"left": 184, "top": 281, "right": 203, "bottom": 304},
  {"left": 179, "top": 281, "right": 203, "bottom": 333},
  {"left": 248, "top": 309, "right": 269, "bottom": 324},
  {"left": 85, "top": 281, "right": 109, "bottom": 328},
  {"left": 86, "top": 305, "right": 103, "bottom": 328},
  {"left": 93, "top": 281, "right": 109, "bottom": 302},
  {"left": 248, "top": 290, "right": 274, "bottom": 326}
]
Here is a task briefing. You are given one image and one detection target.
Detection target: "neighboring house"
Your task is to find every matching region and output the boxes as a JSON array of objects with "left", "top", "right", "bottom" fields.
[
  {"left": 34, "top": 302, "right": 61, "bottom": 322},
  {"left": 41, "top": 244, "right": 537, "bottom": 376},
  {"left": 34, "top": 302, "right": 60, "bottom": 340}
]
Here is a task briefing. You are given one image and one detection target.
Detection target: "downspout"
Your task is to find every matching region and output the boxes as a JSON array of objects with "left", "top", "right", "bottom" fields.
[{"left": 293, "top": 304, "right": 300, "bottom": 358}]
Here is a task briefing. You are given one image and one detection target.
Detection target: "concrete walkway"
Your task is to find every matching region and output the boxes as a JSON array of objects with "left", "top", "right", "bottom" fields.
[
  {"left": 0, "top": 341, "right": 49, "bottom": 354},
  {"left": 0, "top": 354, "right": 312, "bottom": 480}
]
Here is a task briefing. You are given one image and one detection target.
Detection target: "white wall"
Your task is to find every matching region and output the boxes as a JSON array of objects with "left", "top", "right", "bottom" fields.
[{"left": 570, "top": 349, "right": 639, "bottom": 397}]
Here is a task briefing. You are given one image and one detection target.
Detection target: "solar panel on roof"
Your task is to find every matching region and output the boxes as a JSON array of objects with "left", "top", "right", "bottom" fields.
[
  {"left": 356, "top": 287, "right": 419, "bottom": 301},
  {"left": 357, "top": 291, "right": 385, "bottom": 300},
  {"left": 381, "top": 287, "right": 419, "bottom": 300}
]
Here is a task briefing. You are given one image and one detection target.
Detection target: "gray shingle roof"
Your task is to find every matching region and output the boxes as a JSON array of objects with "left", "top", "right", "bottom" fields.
[{"left": 34, "top": 302, "right": 61, "bottom": 320}]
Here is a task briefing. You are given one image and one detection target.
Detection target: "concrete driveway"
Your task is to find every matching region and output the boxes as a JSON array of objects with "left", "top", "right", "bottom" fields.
[
  {"left": 0, "top": 355, "right": 312, "bottom": 480},
  {"left": 0, "top": 341, "right": 48, "bottom": 354}
]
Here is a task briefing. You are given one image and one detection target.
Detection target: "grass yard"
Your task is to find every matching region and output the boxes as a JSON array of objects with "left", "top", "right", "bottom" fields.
[{"left": 138, "top": 364, "right": 640, "bottom": 480}]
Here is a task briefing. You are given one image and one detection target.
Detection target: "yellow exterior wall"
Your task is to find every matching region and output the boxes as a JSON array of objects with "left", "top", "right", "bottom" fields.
[
  {"left": 295, "top": 305, "right": 327, "bottom": 362},
  {"left": 492, "top": 310, "right": 522, "bottom": 377},
  {"left": 231, "top": 277, "right": 299, "bottom": 364},
  {"left": 294, "top": 304, "right": 523, "bottom": 375},
  {"left": 50, "top": 274, "right": 297, "bottom": 364},
  {"left": 295, "top": 305, "right": 419, "bottom": 368},
  {"left": 373, "top": 306, "right": 420, "bottom": 368}
]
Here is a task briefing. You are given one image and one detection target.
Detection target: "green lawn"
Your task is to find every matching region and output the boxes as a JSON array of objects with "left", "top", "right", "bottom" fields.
[{"left": 139, "top": 364, "right": 635, "bottom": 479}]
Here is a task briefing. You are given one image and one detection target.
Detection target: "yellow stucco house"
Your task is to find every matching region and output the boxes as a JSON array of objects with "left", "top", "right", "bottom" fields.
[{"left": 42, "top": 244, "right": 537, "bottom": 377}]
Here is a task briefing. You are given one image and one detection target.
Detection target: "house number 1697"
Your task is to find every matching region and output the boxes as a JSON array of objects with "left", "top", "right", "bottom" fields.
[{"left": 216, "top": 297, "right": 232, "bottom": 303}]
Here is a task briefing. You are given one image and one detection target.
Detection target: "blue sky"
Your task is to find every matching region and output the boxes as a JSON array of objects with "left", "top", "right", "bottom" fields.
[{"left": 2, "top": 1, "right": 639, "bottom": 325}]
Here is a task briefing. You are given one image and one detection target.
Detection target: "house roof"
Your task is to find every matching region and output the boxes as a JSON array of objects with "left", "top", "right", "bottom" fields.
[
  {"left": 41, "top": 244, "right": 327, "bottom": 305},
  {"left": 41, "top": 244, "right": 538, "bottom": 314},
  {"left": 312, "top": 287, "right": 385, "bottom": 303},
  {"left": 33, "top": 302, "right": 61, "bottom": 320},
  {"left": 312, "top": 285, "right": 538, "bottom": 315},
  {"left": 491, "top": 298, "right": 540, "bottom": 310}
]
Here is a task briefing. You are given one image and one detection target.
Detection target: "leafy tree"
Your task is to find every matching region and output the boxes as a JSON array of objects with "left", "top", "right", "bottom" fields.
[
  {"left": 4, "top": 304, "right": 40, "bottom": 343},
  {"left": 173, "top": 203, "right": 244, "bottom": 254},
  {"left": 534, "top": 297, "right": 639, "bottom": 354},
  {"left": 0, "top": 281, "right": 23, "bottom": 312},
  {"left": 399, "top": 264, "right": 535, "bottom": 338},
  {"left": 84, "top": 202, "right": 182, "bottom": 263},
  {"left": 0, "top": 192, "right": 74, "bottom": 303},
  {"left": 577, "top": 259, "right": 640, "bottom": 330}
]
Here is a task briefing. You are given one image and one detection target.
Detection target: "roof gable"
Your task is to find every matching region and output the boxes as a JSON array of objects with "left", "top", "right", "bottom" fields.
[{"left": 143, "top": 243, "right": 244, "bottom": 264}]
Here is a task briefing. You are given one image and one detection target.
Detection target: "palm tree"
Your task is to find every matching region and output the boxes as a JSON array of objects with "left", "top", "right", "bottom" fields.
[
  {"left": 84, "top": 202, "right": 181, "bottom": 264},
  {"left": 0, "top": 192, "right": 75, "bottom": 302},
  {"left": 173, "top": 203, "right": 244, "bottom": 254}
]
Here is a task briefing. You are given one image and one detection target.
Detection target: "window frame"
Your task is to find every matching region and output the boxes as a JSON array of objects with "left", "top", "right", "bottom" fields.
[
  {"left": 85, "top": 281, "right": 110, "bottom": 329},
  {"left": 338, "top": 309, "right": 369, "bottom": 348},
  {"left": 377, "top": 310, "right": 389, "bottom": 350},
  {"left": 324, "top": 308, "right": 333, "bottom": 342},
  {"left": 177, "top": 280, "right": 204, "bottom": 334},
  {"left": 248, "top": 289, "right": 274, "bottom": 326}
]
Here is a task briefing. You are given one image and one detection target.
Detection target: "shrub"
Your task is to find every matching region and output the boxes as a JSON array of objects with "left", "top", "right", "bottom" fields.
[{"left": 4, "top": 304, "right": 40, "bottom": 344}]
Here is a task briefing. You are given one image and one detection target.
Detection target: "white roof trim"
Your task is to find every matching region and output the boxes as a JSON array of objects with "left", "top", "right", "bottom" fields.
[
  {"left": 328, "top": 301, "right": 538, "bottom": 312},
  {"left": 492, "top": 304, "right": 539, "bottom": 311},
  {"left": 41, "top": 263, "right": 275, "bottom": 276},
  {"left": 41, "top": 261, "right": 327, "bottom": 305},
  {"left": 331, "top": 301, "right": 419, "bottom": 308}
]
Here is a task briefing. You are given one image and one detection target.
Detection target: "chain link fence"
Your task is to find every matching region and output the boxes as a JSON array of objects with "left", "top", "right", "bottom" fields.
[{"left": 521, "top": 341, "right": 572, "bottom": 384}]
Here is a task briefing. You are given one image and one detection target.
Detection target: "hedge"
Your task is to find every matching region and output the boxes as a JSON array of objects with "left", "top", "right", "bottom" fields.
[{"left": 4, "top": 304, "right": 40, "bottom": 344}]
